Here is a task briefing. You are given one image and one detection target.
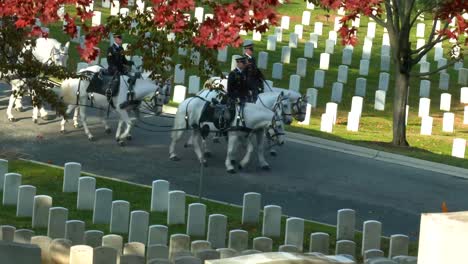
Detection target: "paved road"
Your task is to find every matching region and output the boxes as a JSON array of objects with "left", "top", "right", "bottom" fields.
[{"left": 1, "top": 83, "right": 468, "bottom": 239}]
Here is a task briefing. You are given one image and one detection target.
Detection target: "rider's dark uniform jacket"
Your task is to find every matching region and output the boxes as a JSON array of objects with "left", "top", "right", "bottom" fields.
[
  {"left": 107, "top": 43, "right": 129, "bottom": 75},
  {"left": 227, "top": 67, "right": 249, "bottom": 102},
  {"left": 244, "top": 53, "right": 264, "bottom": 99}
]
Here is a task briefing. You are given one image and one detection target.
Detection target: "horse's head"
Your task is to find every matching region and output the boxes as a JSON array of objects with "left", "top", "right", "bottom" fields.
[
  {"left": 292, "top": 94, "right": 308, "bottom": 122},
  {"left": 267, "top": 109, "right": 286, "bottom": 147},
  {"left": 51, "top": 41, "right": 69, "bottom": 67},
  {"left": 149, "top": 76, "right": 172, "bottom": 115},
  {"left": 272, "top": 91, "right": 293, "bottom": 125}
]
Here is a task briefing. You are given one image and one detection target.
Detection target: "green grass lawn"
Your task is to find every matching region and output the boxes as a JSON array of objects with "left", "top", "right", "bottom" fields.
[
  {"left": 0, "top": 159, "right": 419, "bottom": 262},
  {"left": 41, "top": 1, "right": 468, "bottom": 169}
]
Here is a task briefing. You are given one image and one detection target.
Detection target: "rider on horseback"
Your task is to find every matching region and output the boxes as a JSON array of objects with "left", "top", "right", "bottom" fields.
[
  {"left": 227, "top": 55, "right": 249, "bottom": 104},
  {"left": 243, "top": 40, "right": 265, "bottom": 101}
]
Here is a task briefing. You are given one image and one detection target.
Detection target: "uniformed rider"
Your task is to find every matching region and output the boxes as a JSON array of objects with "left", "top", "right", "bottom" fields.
[
  {"left": 227, "top": 55, "right": 249, "bottom": 104},
  {"left": 243, "top": 40, "right": 265, "bottom": 101},
  {"left": 107, "top": 34, "right": 132, "bottom": 76}
]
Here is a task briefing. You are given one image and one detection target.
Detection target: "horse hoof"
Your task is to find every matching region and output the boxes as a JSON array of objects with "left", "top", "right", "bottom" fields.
[
  {"left": 126, "top": 135, "right": 132, "bottom": 141},
  {"left": 105, "top": 128, "right": 112, "bottom": 134},
  {"left": 213, "top": 138, "right": 220, "bottom": 143},
  {"left": 8, "top": 117, "right": 16, "bottom": 122},
  {"left": 33, "top": 119, "right": 38, "bottom": 124},
  {"left": 60, "top": 130, "right": 65, "bottom": 134},
  {"left": 261, "top": 165, "right": 271, "bottom": 171},
  {"left": 74, "top": 124, "right": 81, "bottom": 128},
  {"left": 227, "top": 169, "right": 236, "bottom": 174},
  {"left": 14, "top": 107, "right": 23, "bottom": 112},
  {"left": 270, "top": 151, "right": 277, "bottom": 157},
  {"left": 169, "top": 156, "right": 180, "bottom": 161},
  {"left": 118, "top": 140, "right": 125, "bottom": 146},
  {"left": 41, "top": 115, "right": 54, "bottom": 120},
  {"left": 88, "top": 136, "right": 94, "bottom": 141},
  {"left": 204, "top": 152, "right": 212, "bottom": 158}
]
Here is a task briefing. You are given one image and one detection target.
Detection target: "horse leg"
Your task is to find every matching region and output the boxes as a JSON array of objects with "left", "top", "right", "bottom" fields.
[
  {"left": 185, "top": 132, "right": 194, "bottom": 148},
  {"left": 192, "top": 130, "right": 207, "bottom": 166},
  {"left": 32, "top": 106, "right": 39, "bottom": 124},
  {"left": 99, "top": 109, "right": 111, "bottom": 134},
  {"left": 115, "top": 120, "right": 123, "bottom": 141},
  {"left": 6, "top": 93, "right": 17, "bottom": 121},
  {"left": 239, "top": 134, "right": 255, "bottom": 170},
  {"left": 225, "top": 132, "right": 239, "bottom": 173},
  {"left": 115, "top": 110, "right": 132, "bottom": 145},
  {"left": 269, "top": 138, "right": 278, "bottom": 156},
  {"left": 60, "top": 105, "right": 77, "bottom": 133},
  {"left": 169, "top": 114, "right": 187, "bottom": 161},
  {"left": 14, "top": 95, "right": 23, "bottom": 112},
  {"left": 39, "top": 106, "right": 48, "bottom": 119},
  {"left": 202, "top": 137, "right": 212, "bottom": 158},
  {"left": 78, "top": 100, "right": 94, "bottom": 141},
  {"left": 256, "top": 129, "right": 270, "bottom": 170},
  {"left": 73, "top": 106, "right": 81, "bottom": 128}
]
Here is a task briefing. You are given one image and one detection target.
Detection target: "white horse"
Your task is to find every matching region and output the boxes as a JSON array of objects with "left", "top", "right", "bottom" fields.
[
  {"left": 58, "top": 65, "right": 171, "bottom": 144},
  {"left": 169, "top": 88, "right": 287, "bottom": 172},
  {"left": 6, "top": 38, "right": 70, "bottom": 122}
]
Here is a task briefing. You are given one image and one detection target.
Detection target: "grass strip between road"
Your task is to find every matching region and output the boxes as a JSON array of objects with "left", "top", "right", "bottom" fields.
[{"left": 0, "top": 159, "right": 418, "bottom": 262}]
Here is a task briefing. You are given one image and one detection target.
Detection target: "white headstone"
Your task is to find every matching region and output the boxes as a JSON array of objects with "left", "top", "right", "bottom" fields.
[
  {"left": 298, "top": 104, "right": 312, "bottom": 126},
  {"left": 419, "top": 80, "right": 431, "bottom": 98},
  {"left": 32, "top": 195, "right": 52, "bottom": 228},
  {"left": 389, "top": 234, "right": 409, "bottom": 259},
  {"left": 167, "top": 191, "right": 186, "bottom": 225},
  {"left": 228, "top": 230, "right": 249, "bottom": 252},
  {"left": 275, "top": 27, "right": 283, "bottom": 42},
  {"left": 174, "top": 64, "right": 185, "bottom": 84},
  {"left": 0, "top": 160, "right": 6, "bottom": 192},
  {"left": 355, "top": 78, "right": 367, "bottom": 97},
  {"left": 359, "top": 60, "right": 370, "bottom": 76},
  {"left": 110, "top": 200, "right": 130, "bottom": 234},
  {"left": 352, "top": 16, "right": 361, "bottom": 28},
  {"left": 296, "top": 58, "right": 307, "bottom": 77},
  {"left": 331, "top": 82, "right": 343, "bottom": 103},
  {"left": 326, "top": 102, "right": 338, "bottom": 124},
  {"left": 66, "top": 220, "right": 85, "bottom": 245},
  {"left": 110, "top": 1, "right": 120, "bottom": 16},
  {"left": 337, "top": 209, "right": 355, "bottom": 241},
  {"left": 16, "top": 185, "right": 36, "bottom": 217},
  {"left": 342, "top": 47, "right": 353, "bottom": 65},
  {"left": 169, "top": 234, "right": 190, "bottom": 261},
  {"left": 85, "top": 230, "right": 104, "bottom": 248},
  {"left": 129, "top": 210, "right": 150, "bottom": 244},
  {"left": 367, "top": 22, "right": 376, "bottom": 38},
  {"left": 461, "top": 87, "right": 468, "bottom": 103},
  {"left": 418, "top": 98, "right": 431, "bottom": 117},
  {"left": 48, "top": 207, "right": 68, "bottom": 239},
  {"left": 313, "top": 70, "right": 325, "bottom": 88},
  {"left": 294, "top": 25, "right": 303, "bottom": 39},
  {"left": 319, "top": 53, "right": 330, "bottom": 70},
  {"left": 374, "top": 90, "right": 386, "bottom": 111},
  {"left": 440, "top": 93, "right": 452, "bottom": 111},
  {"left": 289, "top": 74, "right": 301, "bottom": 92},
  {"left": 284, "top": 218, "right": 304, "bottom": 251},
  {"left": 302, "top": 11, "right": 311, "bottom": 25},
  {"left": 304, "top": 42, "right": 314, "bottom": 58},
  {"left": 194, "top": 7, "right": 204, "bottom": 22},
  {"left": 438, "top": 58, "right": 448, "bottom": 73},
  {"left": 420, "top": 61, "right": 431, "bottom": 74},
  {"left": 187, "top": 203, "right": 206, "bottom": 237},
  {"left": 289, "top": 33, "right": 298, "bottom": 48},
  {"left": 148, "top": 225, "right": 168, "bottom": 246},
  {"left": 281, "top": 16, "right": 290, "bottom": 30},
  {"left": 77, "top": 177, "right": 95, "bottom": 210},
  {"left": 151, "top": 180, "right": 169, "bottom": 212},
  {"left": 452, "top": 138, "right": 466, "bottom": 158},
  {"left": 337, "top": 65, "right": 348, "bottom": 84},
  {"left": 272, "top": 63, "right": 283, "bottom": 80},
  {"left": 320, "top": 113, "right": 333, "bottom": 133},
  {"left": 92, "top": 11, "right": 101, "bottom": 26},
  {"left": 361, "top": 220, "right": 382, "bottom": 255},
  {"left": 416, "top": 23, "right": 426, "bottom": 38},
  {"left": 454, "top": 61, "right": 464, "bottom": 71},
  {"left": 70, "top": 245, "right": 93, "bottom": 264},
  {"left": 258, "top": 51, "right": 268, "bottom": 70},
  {"left": 102, "top": 234, "right": 123, "bottom": 256},
  {"left": 262, "top": 205, "right": 282, "bottom": 238},
  {"left": 63, "top": 162, "right": 81, "bottom": 192},
  {"left": 325, "top": 39, "right": 335, "bottom": 54},
  {"left": 347, "top": 112, "right": 360, "bottom": 132},
  {"left": 381, "top": 45, "right": 390, "bottom": 57},
  {"left": 306, "top": 1, "right": 315, "bottom": 9},
  {"left": 207, "top": 214, "right": 227, "bottom": 248},
  {"left": 241, "top": 193, "right": 261, "bottom": 225},
  {"left": 267, "top": 35, "right": 277, "bottom": 51},
  {"left": 307, "top": 88, "right": 318, "bottom": 108},
  {"left": 329, "top": 31, "right": 338, "bottom": 44},
  {"left": 188, "top": 76, "right": 201, "bottom": 94},
  {"left": 378, "top": 72, "right": 390, "bottom": 91},
  {"left": 281, "top": 46, "right": 291, "bottom": 64},
  {"left": 217, "top": 47, "right": 227, "bottom": 62},
  {"left": 442, "top": 112, "right": 455, "bottom": 133},
  {"left": 253, "top": 237, "right": 273, "bottom": 252},
  {"left": 309, "top": 232, "right": 329, "bottom": 254},
  {"left": 173, "top": 85, "right": 187, "bottom": 103},
  {"left": 380, "top": 55, "right": 391, "bottom": 72},
  {"left": 92, "top": 188, "right": 112, "bottom": 225},
  {"left": 362, "top": 42, "right": 372, "bottom": 60},
  {"left": 382, "top": 33, "right": 390, "bottom": 46},
  {"left": 351, "top": 96, "right": 364, "bottom": 116},
  {"left": 459, "top": 68, "right": 468, "bottom": 85},
  {"left": 434, "top": 47, "right": 444, "bottom": 61},
  {"left": 314, "top": 22, "right": 323, "bottom": 36},
  {"left": 252, "top": 30, "right": 262, "bottom": 42}
]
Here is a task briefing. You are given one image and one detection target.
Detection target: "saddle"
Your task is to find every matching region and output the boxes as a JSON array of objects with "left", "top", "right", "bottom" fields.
[{"left": 85, "top": 70, "right": 120, "bottom": 98}]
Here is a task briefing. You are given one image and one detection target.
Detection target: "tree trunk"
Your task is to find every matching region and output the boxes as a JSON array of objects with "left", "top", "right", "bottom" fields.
[{"left": 392, "top": 69, "right": 410, "bottom": 146}]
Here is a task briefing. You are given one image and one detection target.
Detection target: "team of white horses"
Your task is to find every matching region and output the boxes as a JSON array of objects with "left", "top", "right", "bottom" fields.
[{"left": 1, "top": 38, "right": 308, "bottom": 172}]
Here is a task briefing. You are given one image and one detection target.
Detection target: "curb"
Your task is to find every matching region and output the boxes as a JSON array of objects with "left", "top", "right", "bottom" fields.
[{"left": 163, "top": 105, "right": 468, "bottom": 179}]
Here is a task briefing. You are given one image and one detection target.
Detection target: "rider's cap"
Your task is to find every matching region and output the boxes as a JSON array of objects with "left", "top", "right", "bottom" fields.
[
  {"left": 243, "top": 39, "right": 254, "bottom": 49},
  {"left": 234, "top": 55, "right": 246, "bottom": 63},
  {"left": 114, "top": 34, "right": 122, "bottom": 39}
]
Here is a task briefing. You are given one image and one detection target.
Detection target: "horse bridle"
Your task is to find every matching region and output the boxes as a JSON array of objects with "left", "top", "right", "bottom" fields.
[
  {"left": 291, "top": 96, "right": 307, "bottom": 119},
  {"left": 267, "top": 94, "right": 287, "bottom": 143},
  {"left": 149, "top": 78, "right": 171, "bottom": 110}
]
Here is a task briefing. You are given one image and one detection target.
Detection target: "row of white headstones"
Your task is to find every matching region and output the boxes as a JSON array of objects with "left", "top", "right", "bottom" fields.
[{"left": 0, "top": 160, "right": 416, "bottom": 263}]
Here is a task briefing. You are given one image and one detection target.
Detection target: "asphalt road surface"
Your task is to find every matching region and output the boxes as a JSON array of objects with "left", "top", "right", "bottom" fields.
[{"left": 1, "top": 83, "right": 468, "bottom": 239}]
